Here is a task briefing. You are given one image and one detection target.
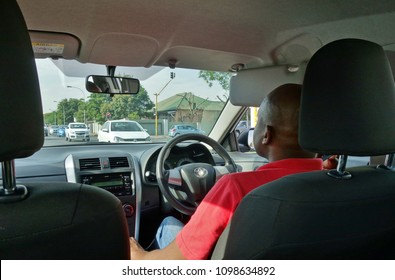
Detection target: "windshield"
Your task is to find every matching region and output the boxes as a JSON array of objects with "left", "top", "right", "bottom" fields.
[
  {"left": 111, "top": 122, "right": 142, "bottom": 132},
  {"left": 37, "top": 59, "right": 229, "bottom": 146},
  {"left": 70, "top": 124, "right": 87, "bottom": 129}
]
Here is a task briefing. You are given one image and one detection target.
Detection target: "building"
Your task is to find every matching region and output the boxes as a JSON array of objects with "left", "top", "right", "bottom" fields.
[{"left": 157, "top": 92, "right": 224, "bottom": 132}]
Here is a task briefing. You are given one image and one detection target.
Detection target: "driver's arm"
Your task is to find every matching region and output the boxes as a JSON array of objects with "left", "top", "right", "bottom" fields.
[
  {"left": 130, "top": 175, "right": 244, "bottom": 260},
  {"left": 130, "top": 237, "right": 186, "bottom": 260}
]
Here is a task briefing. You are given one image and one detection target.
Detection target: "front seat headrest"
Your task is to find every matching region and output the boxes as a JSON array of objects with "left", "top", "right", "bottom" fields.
[
  {"left": 300, "top": 38, "right": 395, "bottom": 156},
  {"left": 0, "top": 0, "right": 44, "bottom": 161}
]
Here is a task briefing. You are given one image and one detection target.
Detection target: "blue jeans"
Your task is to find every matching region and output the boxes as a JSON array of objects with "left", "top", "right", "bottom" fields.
[{"left": 155, "top": 216, "right": 184, "bottom": 249}]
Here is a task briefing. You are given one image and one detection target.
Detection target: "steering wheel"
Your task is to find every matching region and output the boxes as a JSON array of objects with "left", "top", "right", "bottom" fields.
[{"left": 156, "top": 133, "right": 238, "bottom": 216}]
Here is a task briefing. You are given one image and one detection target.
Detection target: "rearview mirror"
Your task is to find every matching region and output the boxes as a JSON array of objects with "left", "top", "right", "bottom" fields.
[{"left": 86, "top": 75, "right": 140, "bottom": 94}]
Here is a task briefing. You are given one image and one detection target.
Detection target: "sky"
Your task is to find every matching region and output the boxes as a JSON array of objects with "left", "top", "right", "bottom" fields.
[{"left": 36, "top": 59, "right": 227, "bottom": 114}]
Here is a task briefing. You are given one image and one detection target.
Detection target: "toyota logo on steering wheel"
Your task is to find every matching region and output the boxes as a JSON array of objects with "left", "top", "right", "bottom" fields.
[{"left": 194, "top": 167, "right": 208, "bottom": 178}]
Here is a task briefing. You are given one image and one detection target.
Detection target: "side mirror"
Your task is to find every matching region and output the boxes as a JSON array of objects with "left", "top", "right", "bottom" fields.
[
  {"left": 247, "top": 128, "right": 255, "bottom": 150},
  {"left": 86, "top": 75, "right": 140, "bottom": 94},
  {"left": 102, "top": 128, "right": 109, "bottom": 133},
  {"left": 237, "top": 128, "right": 254, "bottom": 152}
]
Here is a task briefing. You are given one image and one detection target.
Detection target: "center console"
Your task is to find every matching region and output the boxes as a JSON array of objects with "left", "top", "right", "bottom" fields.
[
  {"left": 81, "top": 172, "right": 133, "bottom": 196},
  {"left": 65, "top": 152, "right": 141, "bottom": 239}
]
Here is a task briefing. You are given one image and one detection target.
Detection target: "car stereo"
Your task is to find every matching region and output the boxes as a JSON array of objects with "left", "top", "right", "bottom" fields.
[{"left": 81, "top": 172, "right": 133, "bottom": 196}]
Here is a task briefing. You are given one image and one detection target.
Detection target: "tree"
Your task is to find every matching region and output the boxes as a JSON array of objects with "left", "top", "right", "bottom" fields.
[
  {"left": 51, "top": 85, "right": 155, "bottom": 125},
  {"left": 198, "top": 71, "right": 232, "bottom": 92},
  {"left": 44, "top": 111, "right": 56, "bottom": 126},
  {"left": 86, "top": 93, "right": 111, "bottom": 124},
  {"left": 109, "top": 95, "right": 132, "bottom": 120},
  {"left": 66, "top": 98, "right": 84, "bottom": 123},
  {"left": 82, "top": 85, "right": 154, "bottom": 124},
  {"left": 176, "top": 92, "right": 208, "bottom": 122},
  {"left": 128, "top": 87, "right": 154, "bottom": 119},
  {"left": 100, "top": 102, "right": 113, "bottom": 122},
  {"left": 54, "top": 98, "right": 82, "bottom": 124},
  {"left": 199, "top": 70, "right": 250, "bottom": 125},
  {"left": 104, "top": 86, "right": 154, "bottom": 121},
  {"left": 75, "top": 100, "right": 87, "bottom": 123}
]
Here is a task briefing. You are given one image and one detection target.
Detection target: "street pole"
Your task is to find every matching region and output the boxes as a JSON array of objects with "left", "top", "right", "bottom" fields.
[
  {"left": 67, "top": 85, "right": 86, "bottom": 123},
  {"left": 154, "top": 77, "right": 174, "bottom": 136},
  {"left": 154, "top": 93, "right": 159, "bottom": 136}
]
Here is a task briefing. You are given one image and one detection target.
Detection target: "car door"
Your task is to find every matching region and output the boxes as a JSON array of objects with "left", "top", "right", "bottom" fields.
[{"left": 98, "top": 121, "right": 110, "bottom": 142}]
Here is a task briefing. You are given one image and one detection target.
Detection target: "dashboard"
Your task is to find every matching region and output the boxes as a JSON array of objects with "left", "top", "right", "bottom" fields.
[
  {"left": 7, "top": 134, "right": 268, "bottom": 249},
  {"left": 10, "top": 141, "right": 257, "bottom": 246}
]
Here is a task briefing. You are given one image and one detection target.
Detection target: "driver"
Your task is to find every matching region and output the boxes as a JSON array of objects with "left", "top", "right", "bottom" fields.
[{"left": 130, "top": 83, "right": 329, "bottom": 260}]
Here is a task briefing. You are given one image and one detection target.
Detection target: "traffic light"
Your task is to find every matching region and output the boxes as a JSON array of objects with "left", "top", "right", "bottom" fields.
[{"left": 170, "top": 72, "right": 175, "bottom": 79}]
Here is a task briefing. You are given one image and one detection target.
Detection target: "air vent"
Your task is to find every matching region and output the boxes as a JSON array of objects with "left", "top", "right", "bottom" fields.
[
  {"left": 79, "top": 158, "right": 101, "bottom": 170},
  {"left": 109, "top": 157, "right": 129, "bottom": 168}
]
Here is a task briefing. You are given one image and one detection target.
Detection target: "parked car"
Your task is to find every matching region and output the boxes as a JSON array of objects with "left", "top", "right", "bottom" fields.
[
  {"left": 57, "top": 125, "right": 67, "bottom": 137},
  {"left": 98, "top": 120, "right": 151, "bottom": 143},
  {"left": 235, "top": 120, "right": 250, "bottom": 138},
  {"left": 43, "top": 125, "right": 48, "bottom": 136},
  {"left": 168, "top": 124, "right": 205, "bottom": 137},
  {"left": 48, "top": 125, "right": 58, "bottom": 135},
  {"left": 65, "top": 122, "right": 90, "bottom": 142}
]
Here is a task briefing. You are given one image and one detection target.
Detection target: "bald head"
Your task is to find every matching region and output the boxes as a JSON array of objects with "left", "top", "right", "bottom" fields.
[{"left": 253, "top": 83, "right": 314, "bottom": 161}]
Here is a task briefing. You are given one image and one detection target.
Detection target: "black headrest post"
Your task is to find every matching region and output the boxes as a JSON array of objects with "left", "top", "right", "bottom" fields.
[
  {"left": 327, "top": 155, "right": 352, "bottom": 179},
  {"left": 376, "top": 154, "right": 394, "bottom": 171},
  {"left": 385, "top": 154, "right": 394, "bottom": 169},
  {"left": 0, "top": 160, "right": 28, "bottom": 202},
  {"left": 1, "top": 160, "right": 16, "bottom": 193}
]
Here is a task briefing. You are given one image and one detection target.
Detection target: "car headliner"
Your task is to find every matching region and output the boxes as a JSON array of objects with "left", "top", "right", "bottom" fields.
[{"left": 17, "top": 0, "right": 395, "bottom": 73}]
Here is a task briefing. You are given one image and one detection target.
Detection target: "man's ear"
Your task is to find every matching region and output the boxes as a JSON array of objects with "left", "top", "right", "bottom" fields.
[{"left": 262, "top": 125, "right": 273, "bottom": 145}]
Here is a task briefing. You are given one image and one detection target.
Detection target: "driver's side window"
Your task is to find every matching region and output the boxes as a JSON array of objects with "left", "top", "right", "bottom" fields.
[{"left": 237, "top": 107, "right": 257, "bottom": 153}]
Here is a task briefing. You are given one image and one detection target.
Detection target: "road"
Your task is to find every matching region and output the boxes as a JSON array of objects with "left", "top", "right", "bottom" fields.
[{"left": 44, "top": 134, "right": 170, "bottom": 146}]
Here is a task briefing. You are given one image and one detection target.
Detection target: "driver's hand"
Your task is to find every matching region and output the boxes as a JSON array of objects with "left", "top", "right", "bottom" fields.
[
  {"left": 323, "top": 155, "right": 338, "bottom": 170},
  {"left": 130, "top": 237, "right": 148, "bottom": 260}
]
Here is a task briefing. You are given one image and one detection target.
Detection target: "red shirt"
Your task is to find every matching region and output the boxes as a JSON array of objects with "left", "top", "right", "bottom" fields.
[{"left": 176, "top": 158, "right": 323, "bottom": 260}]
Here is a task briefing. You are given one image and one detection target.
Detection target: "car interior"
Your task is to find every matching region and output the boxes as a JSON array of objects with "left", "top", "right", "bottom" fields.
[{"left": 1, "top": 0, "right": 395, "bottom": 260}]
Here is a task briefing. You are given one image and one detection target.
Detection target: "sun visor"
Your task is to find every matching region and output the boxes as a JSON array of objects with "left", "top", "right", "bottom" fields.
[
  {"left": 29, "top": 31, "right": 80, "bottom": 60},
  {"left": 229, "top": 63, "right": 306, "bottom": 107},
  {"left": 50, "top": 59, "right": 164, "bottom": 80}
]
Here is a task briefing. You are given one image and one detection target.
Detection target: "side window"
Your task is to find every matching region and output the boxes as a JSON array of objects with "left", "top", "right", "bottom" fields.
[
  {"left": 102, "top": 122, "right": 109, "bottom": 131},
  {"left": 237, "top": 107, "right": 258, "bottom": 153}
]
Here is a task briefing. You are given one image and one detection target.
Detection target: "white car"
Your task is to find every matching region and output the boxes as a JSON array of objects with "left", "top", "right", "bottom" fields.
[
  {"left": 98, "top": 120, "right": 151, "bottom": 143},
  {"left": 65, "top": 122, "right": 90, "bottom": 142}
]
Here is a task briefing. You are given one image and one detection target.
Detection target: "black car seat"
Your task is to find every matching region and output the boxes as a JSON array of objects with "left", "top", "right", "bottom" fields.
[
  {"left": 211, "top": 38, "right": 395, "bottom": 259},
  {"left": 0, "top": 0, "right": 130, "bottom": 259}
]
